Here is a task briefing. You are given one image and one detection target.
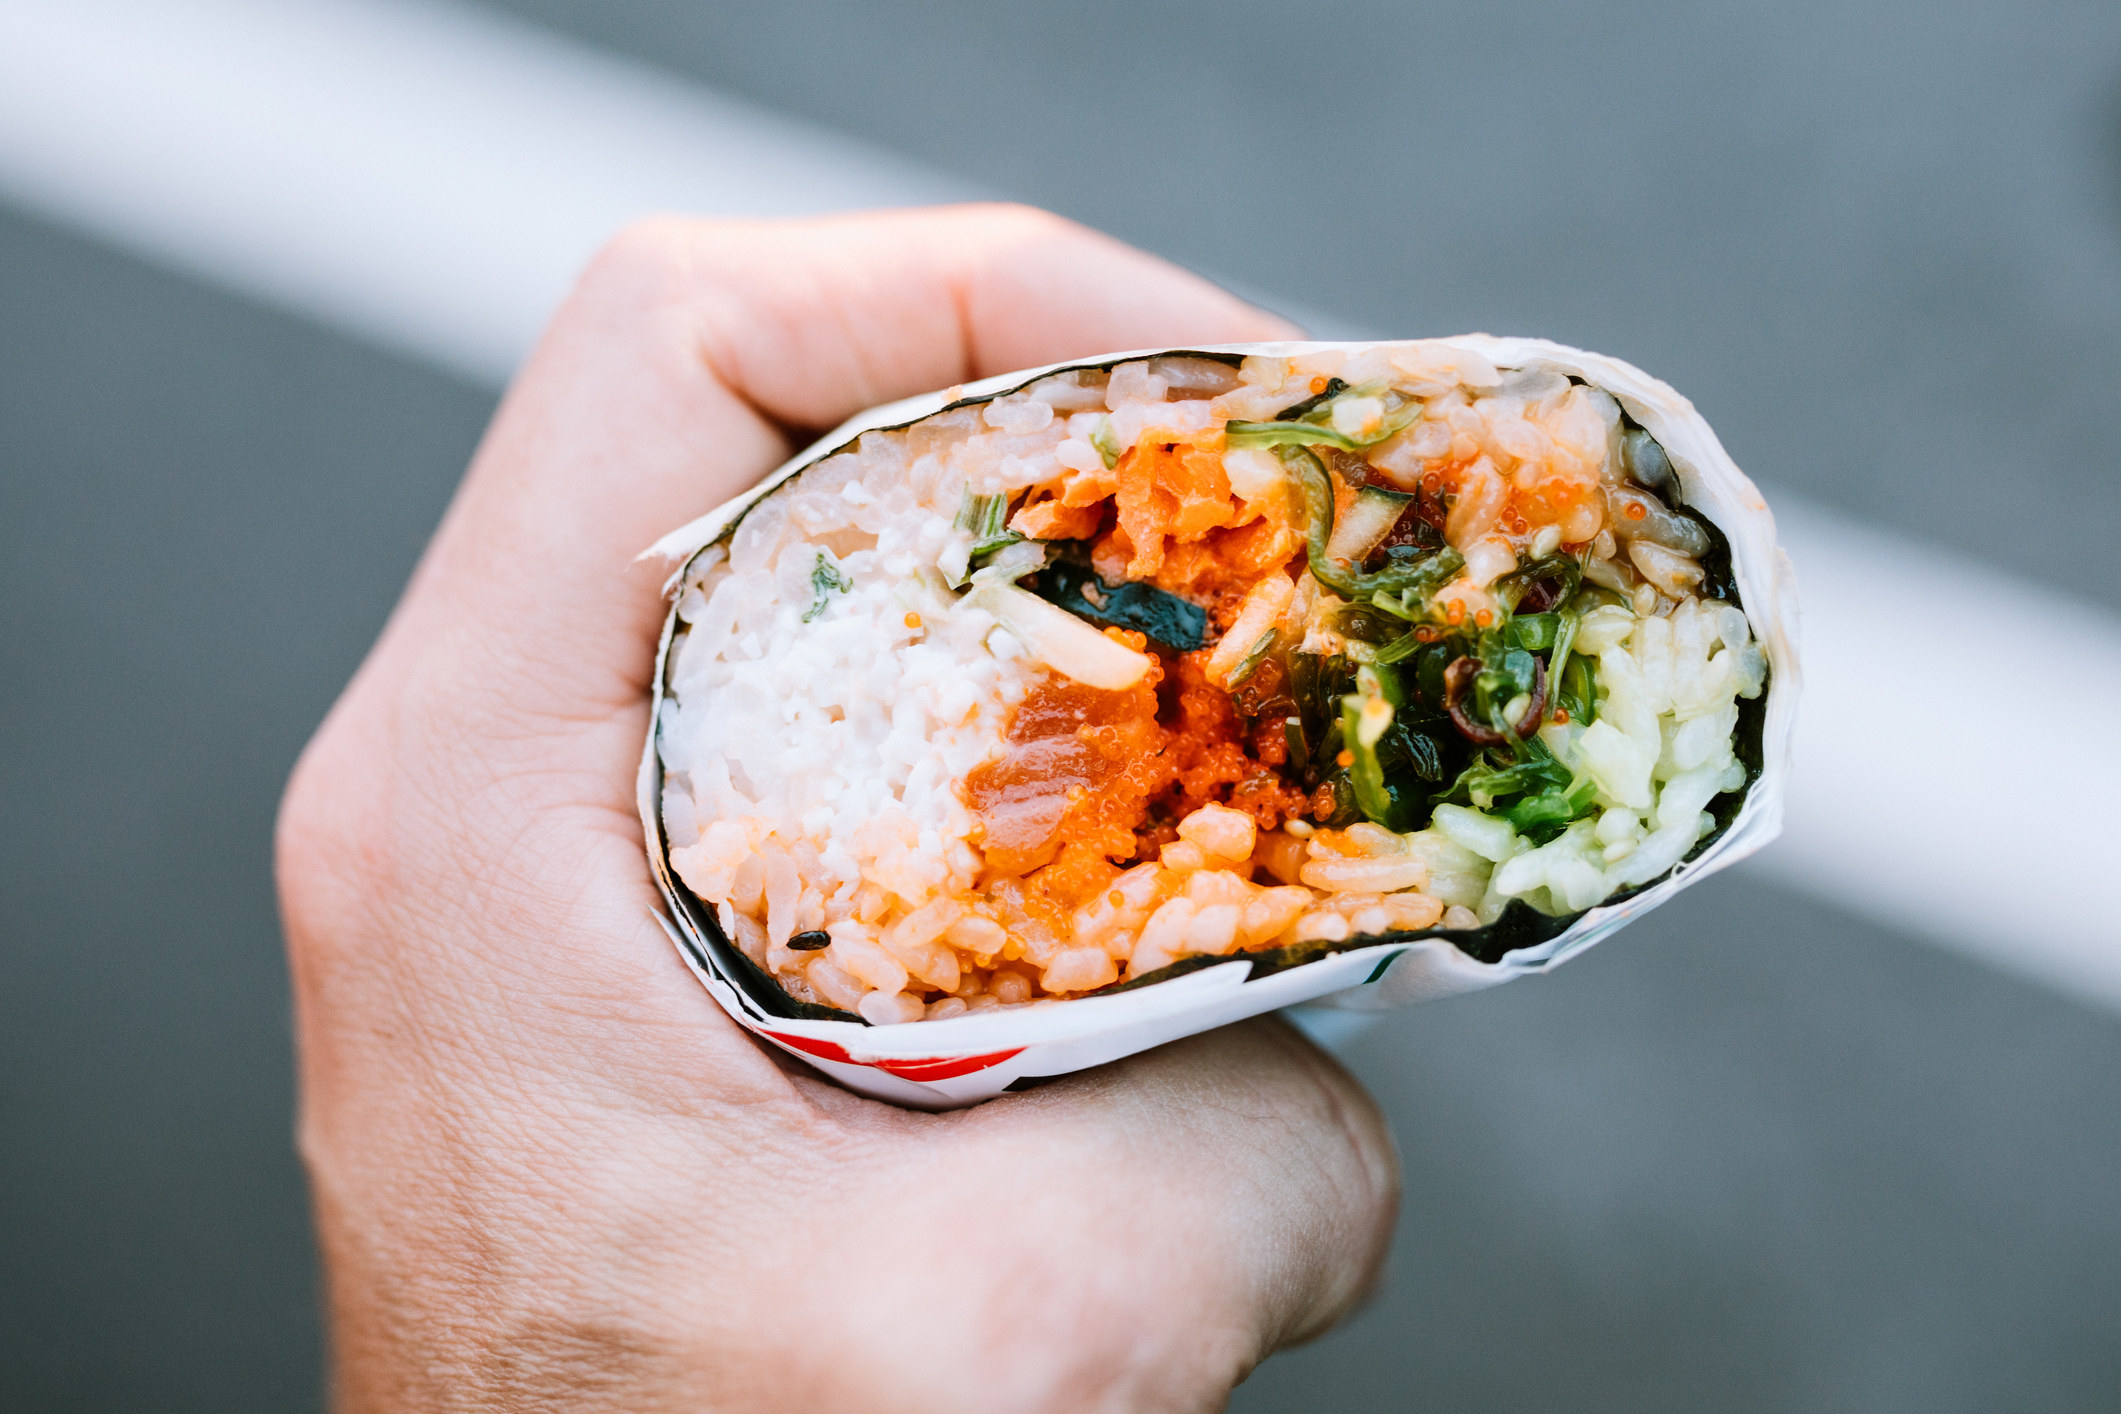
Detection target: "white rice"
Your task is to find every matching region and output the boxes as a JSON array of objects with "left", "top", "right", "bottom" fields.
[{"left": 658, "top": 427, "right": 1027, "bottom": 943}]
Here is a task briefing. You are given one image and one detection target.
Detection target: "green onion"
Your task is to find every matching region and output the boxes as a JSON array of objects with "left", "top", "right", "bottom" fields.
[
  {"left": 801, "top": 553, "right": 852, "bottom": 623},
  {"left": 1340, "top": 668, "right": 1396, "bottom": 825},
  {"left": 1090, "top": 417, "right": 1122, "bottom": 469},
  {"left": 1375, "top": 627, "right": 1427, "bottom": 665},
  {"left": 1284, "top": 715, "right": 1309, "bottom": 773},
  {"left": 1226, "top": 627, "right": 1282, "bottom": 688},
  {"left": 1501, "top": 613, "right": 1561, "bottom": 651},
  {"left": 953, "top": 490, "right": 1022, "bottom": 559}
]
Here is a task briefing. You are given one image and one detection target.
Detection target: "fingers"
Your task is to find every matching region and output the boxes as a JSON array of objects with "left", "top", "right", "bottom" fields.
[
  {"left": 1055, "top": 1018, "right": 1399, "bottom": 1356},
  {"left": 395, "top": 204, "right": 1297, "bottom": 720},
  {"left": 668, "top": 205, "right": 1302, "bottom": 431},
  {"left": 856, "top": 1018, "right": 1399, "bottom": 1406}
]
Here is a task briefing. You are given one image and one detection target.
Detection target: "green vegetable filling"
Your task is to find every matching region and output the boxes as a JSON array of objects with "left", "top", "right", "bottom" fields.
[
  {"left": 1242, "top": 445, "right": 1616, "bottom": 843},
  {"left": 801, "top": 553, "right": 852, "bottom": 623},
  {"left": 1226, "top": 379, "right": 1423, "bottom": 453},
  {"left": 954, "top": 490, "right": 1023, "bottom": 560}
]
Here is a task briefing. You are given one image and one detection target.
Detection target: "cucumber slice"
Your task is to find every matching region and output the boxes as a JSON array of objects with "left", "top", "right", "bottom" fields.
[{"left": 1325, "top": 484, "right": 1414, "bottom": 567}]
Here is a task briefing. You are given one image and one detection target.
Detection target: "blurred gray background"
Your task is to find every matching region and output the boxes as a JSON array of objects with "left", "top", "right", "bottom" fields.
[{"left": 6, "top": 2, "right": 2121, "bottom": 1409}]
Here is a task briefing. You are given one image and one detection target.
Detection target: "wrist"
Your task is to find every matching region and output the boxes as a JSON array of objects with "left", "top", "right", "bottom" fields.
[{"left": 308, "top": 1122, "right": 741, "bottom": 1413}]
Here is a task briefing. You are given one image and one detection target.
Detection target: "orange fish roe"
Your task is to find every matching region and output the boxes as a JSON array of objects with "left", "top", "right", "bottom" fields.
[
  {"left": 964, "top": 643, "right": 1168, "bottom": 878},
  {"left": 990, "top": 841, "right": 1124, "bottom": 952},
  {"left": 1414, "top": 449, "right": 1605, "bottom": 547},
  {"left": 1157, "top": 653, "right": 1310, "bottom": 834},
  {"left": 965, "top": 644, "right": 1309, "bottom": 890}
]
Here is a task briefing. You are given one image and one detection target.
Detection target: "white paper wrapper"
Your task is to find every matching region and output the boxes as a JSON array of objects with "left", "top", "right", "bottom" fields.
[{"left": 638, "top": 338, "right": 1801, "bottom": 1108}]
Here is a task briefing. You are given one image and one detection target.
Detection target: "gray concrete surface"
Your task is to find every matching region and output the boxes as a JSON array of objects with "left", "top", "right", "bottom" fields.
[
  {"left": 0, "top": 203, "right": 488, "bottom": 1410},
  {"left": 7, "top": 2, "right": 2121, "bottom": 1409},
  {"left": 1240, "top": 876, "right": 2121, "bottom": 1412}
]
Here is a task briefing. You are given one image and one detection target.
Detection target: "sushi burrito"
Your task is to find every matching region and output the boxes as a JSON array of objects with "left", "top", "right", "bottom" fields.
[{"left": 638, "top": 338, "right": 1800, "bottom": 1106}]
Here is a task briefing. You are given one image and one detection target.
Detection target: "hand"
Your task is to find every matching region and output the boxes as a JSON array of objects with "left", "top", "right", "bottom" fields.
[{"left": 278, "top": 204, "right": 1398, "bottom": 1414}]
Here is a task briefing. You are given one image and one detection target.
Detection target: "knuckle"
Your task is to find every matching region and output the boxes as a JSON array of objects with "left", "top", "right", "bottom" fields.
[
  {"left": 592, "top": 215, "right": 692, "bottom": 272},
  {"left": 575, "top": 216, "right": 713, "bottom": 308},
  {"left": 956, "top": 200, "right": 1084, "bottom": 250},
  {"left": 273, "top": 715, "right": 396, "bottom": 951},
  {"left": 275, "top": 738, "right": 343, "bottom": 898}
]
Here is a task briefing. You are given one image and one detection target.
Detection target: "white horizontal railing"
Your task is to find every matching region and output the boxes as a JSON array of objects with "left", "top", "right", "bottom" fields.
[
  {"left": 4, "top": 0, "right": 2117, "bottom": 1010},
  {"left": 0, "top": 0, "right": 973, "bottom": 383}
]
